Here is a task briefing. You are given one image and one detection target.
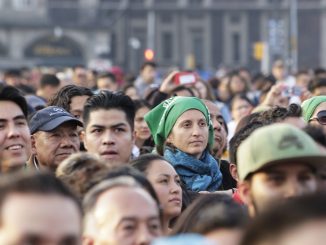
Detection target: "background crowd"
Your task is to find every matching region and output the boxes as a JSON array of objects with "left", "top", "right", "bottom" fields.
[{"left": 1, "top": 59, "right": 326, "bottom": 245}]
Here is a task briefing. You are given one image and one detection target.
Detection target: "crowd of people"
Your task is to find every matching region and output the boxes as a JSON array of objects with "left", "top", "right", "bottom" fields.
[{"left": 1, "top": 59, "right": 326, "bottom": 244}]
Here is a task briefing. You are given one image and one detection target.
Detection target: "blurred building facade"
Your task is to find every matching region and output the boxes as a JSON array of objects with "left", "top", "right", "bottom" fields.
[{"left": 0, "top": 0, "right": 325, "bottom": 73}]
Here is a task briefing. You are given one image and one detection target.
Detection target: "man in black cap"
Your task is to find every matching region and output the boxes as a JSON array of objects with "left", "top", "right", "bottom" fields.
[{"left": 28, "top": 106, "right": 83, "bottom": 171}]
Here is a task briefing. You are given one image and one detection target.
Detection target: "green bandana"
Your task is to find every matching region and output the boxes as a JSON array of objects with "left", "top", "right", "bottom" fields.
[
  {"left": 302, "top": 96, "right": 326, "bottom": 122},
  {"left": 144, "top": 96, "right": 214, "bottom": 153}
]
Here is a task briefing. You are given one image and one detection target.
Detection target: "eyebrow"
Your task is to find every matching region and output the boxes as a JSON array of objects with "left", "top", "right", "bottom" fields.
[
  {"left": 0, "top": 115, "right": 26, "bottom": 122},
  {"left": 91, "top": 123, "right": 128, "bottom": 129},
  {"left": 119, "top": 216, "right": 160, "bottom": 223}
]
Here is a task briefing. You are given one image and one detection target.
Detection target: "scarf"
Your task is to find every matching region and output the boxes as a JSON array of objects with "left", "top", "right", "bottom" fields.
[{"left": 164, "top": 148, "right": 223, "bottom": 192}]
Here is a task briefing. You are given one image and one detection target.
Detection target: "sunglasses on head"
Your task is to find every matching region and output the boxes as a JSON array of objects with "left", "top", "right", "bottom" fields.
[{"left": 309, "top": 110, "right": 326, "bottom": 125}]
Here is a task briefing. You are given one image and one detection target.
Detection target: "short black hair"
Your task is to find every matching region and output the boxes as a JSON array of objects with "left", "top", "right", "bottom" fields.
[
  {"left": 241, "top": 194, "right": 326, "bottom": 245},
  {"left": 0, "top": 84, "right": 28, "bottom": 117},
  {"left": 40, "top": 74, "right": 60, "bottom": 89},
  {"left": 48, "top": 85, "right": 93, "bottom": 112},
  {"left": 229, "top": 122, "right": 264, "bottom": 165},
  {"left": 133, "top": 99, "right": 151, "bottom": 111},
  {"left": 83, "top": 90, "right": 135, "bottom": 129},
  {"left": 0, "top": 171, "right": 82, "bottom": 222},
  {"left": 96, "top": 72, "right": 117, "bottom": 83},
  {"left": 172, "top": 194, "right": 248, "bottom": 235},
  {"left": 140, "top": 61, "right": 157, "bottom": 71}
]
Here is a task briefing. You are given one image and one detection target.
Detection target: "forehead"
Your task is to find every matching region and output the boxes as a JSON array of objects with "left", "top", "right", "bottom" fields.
[
  {"left": 94, "top": 187, "right": 158, "bottom": 223},
  {"left": 204, "top": 101, "right": 220, "bottom": 116},
  {"left": 0, "top": 101, "right": 24, "bottom": 119},
  {"left": 87, "top": 109, "right": 130, "bottom": 127},
  {"left": 312, "top": 102, "right": 326, "bottom": 117},
  {"left": 2, "top": 193, "right": 81, "bottom": 233},
  {"left": 176, "top": 109, "right": 206, "bottom": 122},
  {"left": 258, "top": 162, "right": 314, "bottom": 175},
  {"left": 70, "top": 95, "right": 90, "bottom": 109},
  {"left": 147, "top": 159, "right": 177, "bottom": 176}
]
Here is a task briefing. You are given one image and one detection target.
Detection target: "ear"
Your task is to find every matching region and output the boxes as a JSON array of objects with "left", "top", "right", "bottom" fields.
[
  {"left": 166, "top": 134, "right": 173, "bottom": 144},
  {"left": 80, "top": 130, "right": 88, "bottom": 150},
  {"left": 229, "top": 163, "right": 239, "bottom": 182},
  {"left": 82, "top": 236, "right": 94, "bottom": 245},
  {"left": 238, "top": 181, "right": 253, "bottom": 207},
  {"left": 30, "top": 135, "right": 37, "bottom": 155}
]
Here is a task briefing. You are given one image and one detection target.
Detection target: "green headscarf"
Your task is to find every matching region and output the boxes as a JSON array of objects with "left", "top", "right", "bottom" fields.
[
  {"left": 302, "top": 96, "right": 326, "bottom": 122},
  {"left": 144, "top": 96, "right": 214, "bottom": 153}
]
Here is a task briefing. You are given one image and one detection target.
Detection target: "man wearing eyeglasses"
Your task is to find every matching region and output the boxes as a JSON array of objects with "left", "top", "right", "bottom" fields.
[{"left": 302, "top": 96, "right": 326, "bottom": 132}]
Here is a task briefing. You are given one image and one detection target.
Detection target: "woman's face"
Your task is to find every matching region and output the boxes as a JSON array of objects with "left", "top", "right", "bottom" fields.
[
  {"left": 146, "top": 160, "right": 182, "bottom": 218},
  {"left": 231, "top": 98, "right": 253, "bottom": 123},
  {"left": 194, "top": 81, "right": 207, "bottom": 99},
  {"left": 167, "top": 110, "right": 209, "bottom": 159},
  {"left": 134, "top": 107, "right": 151, "bottom": 141},
  {"left": 229, "top": 75, "right": 246, "bottom": 94}
]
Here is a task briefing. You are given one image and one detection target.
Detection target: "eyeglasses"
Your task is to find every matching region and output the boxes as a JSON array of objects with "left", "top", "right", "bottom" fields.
[{"left": 309, "top": 110, "right": 326, "bottom": 125}]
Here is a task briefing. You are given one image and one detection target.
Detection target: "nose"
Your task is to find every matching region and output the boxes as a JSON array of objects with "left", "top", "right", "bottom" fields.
[
  {"left": 60, "top": 135, "right": 75, "bottom": 148},
  {"left": 7, "top": 123, "right": 20, "bottom": 138},
  {"left": 102, "top": 130, "right": 115, "bottom": 145},
  {"left": 136, "top": 225, "right": 154, "bottom": 245},
  {"left": 284, "top": 181, "right": 303, "bottom": 198},
  {"left": 170, "top": 181, "right": 182, "bottom": 194},
  {"left": 213, "top": 119, "right": 222, "bottom": 132}
]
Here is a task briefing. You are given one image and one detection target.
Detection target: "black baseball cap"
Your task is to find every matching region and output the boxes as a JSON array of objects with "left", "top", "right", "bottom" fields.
[{"left": 29, "top": 106, "right": 83, "bottom": 134}]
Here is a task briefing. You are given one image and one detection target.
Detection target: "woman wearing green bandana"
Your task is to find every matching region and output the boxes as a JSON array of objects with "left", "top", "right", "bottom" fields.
[{"left": 144, "top": 96, "right": 223, "bottom": 192}]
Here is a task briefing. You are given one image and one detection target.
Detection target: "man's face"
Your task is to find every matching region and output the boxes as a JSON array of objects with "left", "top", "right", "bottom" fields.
[
  {"left": 97, "top": 78, "right": 118, "bottom": 92},
  {"left": 0, "top": 193, "right": 81, "bottom": 245},
  {"left": 73, "top": 67, "right": 88, "bottom": 87},
  {"left": 240, "top": 162, "right": 317, "bottom": 216},
  {"left": 69, "top": 95, "right": 90, "bottom": 123},
  {"left": 204, "top": 101, "right": 227, "bottom": 158},
  {"left": 32, "top": 122, "right": 80, "bottom": 171},
  {"left": 90, "top": 187, "right": 162, "bottom": 245},
  {"left": 83, "top": 109, "right": 134, "bottom": 165},
  {"left": 0, "top": 101, "right": 31, "bottom": 172},
  {"left": 141, "top": 65, "right": 156, "bottom": 84}
]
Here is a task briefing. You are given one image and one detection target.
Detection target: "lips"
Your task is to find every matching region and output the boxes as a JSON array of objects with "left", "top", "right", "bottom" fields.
[
  {"left": 5, "top": 144, "right": 23, "bottom": 150},
  {"left": 168, "top": 197, "right": 182, "bottom": 205},
  {"left": 100, "top": 150, "right": 118, "bottom": 158}
]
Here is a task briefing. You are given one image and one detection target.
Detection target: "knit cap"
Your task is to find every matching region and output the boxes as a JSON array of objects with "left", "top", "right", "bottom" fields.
[
  {"left": 301, "top": 96, "right": 326, "bottom": 122},
  {"left": 144, "top": 96, "right": 214, "bottom": 153}
]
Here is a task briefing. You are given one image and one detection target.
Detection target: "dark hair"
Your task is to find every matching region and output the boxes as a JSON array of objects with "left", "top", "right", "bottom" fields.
[
  {"left": 56, "top": 152, "right": 110, "bottom": 200},
  {"left": 169, "top": 85, "right": 195, "bottom": 97},
  {"left": 229, "top": 122, "right": 265, "bottom": 165},
  {"left": 104, "top": 165, "right": 160, "bottom": 207},
  {"left": 303, "top": 125, "right": 326, "bottom": 148},
  {"left": 131, "top": 153, "right": 197, "bottom": 212},
  {"left": 227, "top": 71, "right": 249, "bottom": 97},
  {"left": 257, "top": 104, "right": 302, "bottom": 125},
  {"left": 235, "top": 112, "right": 262, "bottom": 133},
  {"left": 97, "top": 72, "right": 117, "bottom": 83},
  {"left": 230, "top": 94, "right": 253, "bottom": 112},
  {"left": 133, "top": 99, "right": 151, "bottom": 112},
  {"left": 241, "top": 194, "right": 326, "bottom": 245},
  {"left": 0, "top": 84, "right": 28, "bottom": 117},
  {"left": 309, "top": 77, "right": 326, "bottom": 91},
  {"left": 0, "top": 171, "right": 82, "bottom": 221},
  {"left": 48, "top": 85, "right": 93, "bottom": 112},
  {"left": 172, "top": 194, "right": 248, "bottom": 235},
  {"left": 40, "top": 74, "right": 60, "bottom": 89},
  {"left": 141, "top": 61, "right": 157, "bottom": 71},
  {"left": 83, "top": 90, "right": 135, "bottom": 129}
]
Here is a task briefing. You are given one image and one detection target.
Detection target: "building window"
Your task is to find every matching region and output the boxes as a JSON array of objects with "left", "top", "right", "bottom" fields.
[
  {"left": 192, "top": 31, "right": 203, "bottom": 67},
  {"left": 162, "top": 32, "right": 173, "bottom": 60},
  {"left": 232, "top": 32, "right": 240, "bottom": 62},
  {"left": 12, "top": 0, "right": 41, "bottom": 10}
]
